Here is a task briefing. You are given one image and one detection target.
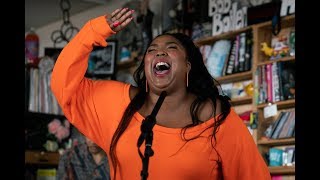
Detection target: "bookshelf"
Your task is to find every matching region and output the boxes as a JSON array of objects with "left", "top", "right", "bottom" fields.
[
  {"left": 196, "top": 28, "right": 255, "bottom": 111},
  {"left": 252, "top": 14, "right": 295, "bottom": 176},
  {"left": 25, "top": 150, "right": 60, "bottom": 165},
  {"left": 194, "top": 14, "right": 295, "bottom": 176},
  {"left": 215, "top": 71, "right": 252, "bottom": 84},
  {"left": 268, "top": 166, "right": 295, "bottom": 175}
]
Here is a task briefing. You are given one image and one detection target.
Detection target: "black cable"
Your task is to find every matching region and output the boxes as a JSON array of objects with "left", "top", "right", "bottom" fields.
[{"left": 137, "top": 91, "right": 167, "bottom": 180}]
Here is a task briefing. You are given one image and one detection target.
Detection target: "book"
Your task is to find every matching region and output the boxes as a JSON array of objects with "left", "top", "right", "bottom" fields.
[
  {"left": 271, "top": 111, "right": 290, "bottom": 139},
  {"left": 269, "top": 147, "right": 283, "bottom": 166},
  {"left": 233, "top": 35, "right": 240, "bottom": 73},
  {"left": 264, "top": 112, "right": 283, "bottom": 138},
  {"left": 206, "top": 40, "right": 232, "bottom": 78},
  {"left": 286, "top": 110, "right": 295, "bottom": 137},
  {"left": 238, "top": 32, "right": 246, "bottom": 72},
  {"left": 278, "top": 109, "right": 295, "bottom": 138},
  {"left": 277, "top": 62, "right": 284, "bottom": 101},
  {"left": 244, "top": 31, "right": 253, "bottom": 71},
  {"left": 225, "top": 37, "right": 237, "bottom": 75},
  {"left": 261, "top": 65, "right": 268, "bottom": 103},
  {"left": 272, "top": 62, "right": 281, "bottom": 102},
  {"left": 266, "top": 63, "right": 273, "bottom": 102},
  {"left": 279, "top": 61, "right": 295, "bottom": 100},
  {"left": 284, "top": 146, "right": 295, "bottom": 166}
]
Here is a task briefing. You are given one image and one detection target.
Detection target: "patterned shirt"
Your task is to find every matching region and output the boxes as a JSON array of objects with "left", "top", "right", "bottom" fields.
[{"left": 56, "top": 143, "right": 110, "bottom": 180}]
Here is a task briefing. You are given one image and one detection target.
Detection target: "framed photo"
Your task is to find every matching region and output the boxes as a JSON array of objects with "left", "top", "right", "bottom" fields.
[
  {"left": 44, "top": 47, "right": 63, "bottom": 61},
  {"left": 87, "top": 40, "right": 117, "bottom": 75}
]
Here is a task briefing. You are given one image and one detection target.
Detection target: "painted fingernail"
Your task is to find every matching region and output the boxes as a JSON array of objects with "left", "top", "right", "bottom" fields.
[{"left": 113, "top": 21, "right": 121, "bottom": 27}]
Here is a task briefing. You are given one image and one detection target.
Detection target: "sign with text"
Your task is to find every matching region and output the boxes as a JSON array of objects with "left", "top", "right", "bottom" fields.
[
  {"left": 280, "top": 0, "right": 295, "bottom": 17},
  {"left": 208, "top": 0, "right": 248, "bottom": 36}
]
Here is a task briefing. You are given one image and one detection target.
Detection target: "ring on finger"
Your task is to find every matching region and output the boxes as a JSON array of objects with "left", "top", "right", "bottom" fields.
[{"left": 113, "top": 21, "right": 121, "bottom": 28}]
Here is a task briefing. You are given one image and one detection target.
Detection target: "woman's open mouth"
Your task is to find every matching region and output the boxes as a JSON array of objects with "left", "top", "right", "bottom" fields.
[{"left": 154, "top": 61, "right": 171, "bottom": 75}]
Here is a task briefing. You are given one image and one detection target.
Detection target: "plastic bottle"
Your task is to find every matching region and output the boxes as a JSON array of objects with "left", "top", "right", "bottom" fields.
[{"left": 25, "top": 27, "right": 39, "bottom": 66}]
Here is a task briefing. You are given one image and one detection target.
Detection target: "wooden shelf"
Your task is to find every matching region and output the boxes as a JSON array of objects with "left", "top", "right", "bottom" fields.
[
  {"left": 215, "top": 71, "right": 252, "bottom": 84},
  {"left": 268, "top": 166, "right": 295, "bottom": 175},
  {"left": 194, "top": 26, "right": 252, "bottom": 46},
  {"left": 25, "top": 150, "right": 60, "bottom": 165},
  {"left": 117, "top": 59, "right": 138, "bottom": 70},
  {"left": 256, "top": 99, "right": 295, "bottom": 109},
  {"left": 254, "top": 15, "right": 295, "bottom": 29},
  {"left": 231, "top": 96, "right": 252, "bottom": 106},
  {"left": 257, "top": 56, "right": 295, "bottom": 66},
  {"left": 258, "top": 138, "right": 295, "bottom": 146}
]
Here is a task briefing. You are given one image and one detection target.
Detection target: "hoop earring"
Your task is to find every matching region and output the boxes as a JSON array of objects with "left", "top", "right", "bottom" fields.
[
  {"left": 145, "top": 80, "right": 148, "bottom": 92},
  {"left": 186, "top": 71, "right": 189, "bottom": 88}
]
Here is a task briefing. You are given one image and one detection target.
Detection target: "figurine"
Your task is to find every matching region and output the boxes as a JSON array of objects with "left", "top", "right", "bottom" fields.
[{"left": 261, "top": 42, "right": 274, "bottom": 57}]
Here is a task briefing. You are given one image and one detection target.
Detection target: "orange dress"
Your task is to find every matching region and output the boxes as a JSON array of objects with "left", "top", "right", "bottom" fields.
[{"left": 51, "top": 15, "right": 271, "bottom": 180}]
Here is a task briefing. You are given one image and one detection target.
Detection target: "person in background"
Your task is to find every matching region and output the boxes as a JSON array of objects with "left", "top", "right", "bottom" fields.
[
  {"left": 51, "top": 7, "right": 271, "bottom": 180},
  {"left": 56, "top": 136, "right": 110, "bottom": 180}
]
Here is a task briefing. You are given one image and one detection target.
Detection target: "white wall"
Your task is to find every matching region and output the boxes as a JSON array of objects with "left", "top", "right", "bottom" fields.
[
  {"left": 36, "top": 1, "right": 124, "bottom": 57},
  {"left": 35, "top": 0, "right": 164, "bottom": 57}
]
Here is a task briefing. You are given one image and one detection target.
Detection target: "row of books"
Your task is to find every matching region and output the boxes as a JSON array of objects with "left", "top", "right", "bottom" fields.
[
  {"left": 269, "top": 145, "right": 295, "bottom": 167},
  {"left": 264, "top": 109, "right": 295, "bottom": 139},
  {"left": 199, "top": 31, "right": 253, "bottom": 78},
  {"left": 254, "top": 60, "right": 295, "bottom": 104}
]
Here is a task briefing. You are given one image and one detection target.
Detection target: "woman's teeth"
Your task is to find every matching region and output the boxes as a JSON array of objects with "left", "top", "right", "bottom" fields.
[{"left": 155, "top": 62, "right": 170, "bottom": 71}]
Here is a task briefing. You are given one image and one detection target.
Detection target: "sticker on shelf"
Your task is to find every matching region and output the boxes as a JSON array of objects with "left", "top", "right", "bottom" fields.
[{"left": 263, "top": 103, "right": 278, "bottom": 118}]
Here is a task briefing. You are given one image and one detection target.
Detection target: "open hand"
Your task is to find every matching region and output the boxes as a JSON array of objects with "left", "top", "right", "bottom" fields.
[{"left": 106, "top": 8, "right": 135, "bottom": 32}]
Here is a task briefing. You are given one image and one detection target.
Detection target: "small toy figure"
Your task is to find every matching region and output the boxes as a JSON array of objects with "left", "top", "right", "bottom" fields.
[
  {"left": 272, "top": 36, "right": 289, "bottom": 59},
  {"left": 261, "top": 39, "right": 289, "bottom": 60},
  {"left": 261, "top": 42, "right": 274, "bottom": 57}
]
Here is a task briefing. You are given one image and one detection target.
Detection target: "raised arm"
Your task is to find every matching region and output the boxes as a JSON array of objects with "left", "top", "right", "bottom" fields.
[{"left": 50, "top": 8, "right": 134, "bottom": 149}]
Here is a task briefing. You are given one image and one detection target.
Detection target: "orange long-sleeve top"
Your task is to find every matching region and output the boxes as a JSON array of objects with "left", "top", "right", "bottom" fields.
[{"left": 51, "top": 15, "right": 271, "bottom": 180}]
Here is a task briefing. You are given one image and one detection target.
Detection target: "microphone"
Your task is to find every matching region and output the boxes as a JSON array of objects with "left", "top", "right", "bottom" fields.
[
  {"left": 137, "top": 91, "right": 167, "bottom": 147},
  {"left": 137, "top": 91, "right": 167, "bottom": 180}
]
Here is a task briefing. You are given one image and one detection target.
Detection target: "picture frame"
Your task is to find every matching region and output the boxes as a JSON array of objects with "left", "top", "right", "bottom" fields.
[
  {"left": 87, "top": 40, "right": 117, "bottom": 76},
  {"left": 44, "top": 47, "right": 63, "bottom": 61}
]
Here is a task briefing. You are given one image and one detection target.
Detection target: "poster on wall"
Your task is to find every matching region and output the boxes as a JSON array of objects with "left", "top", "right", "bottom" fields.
[{"left": 87, "top": 40, "right": 117, "bottom": 76}]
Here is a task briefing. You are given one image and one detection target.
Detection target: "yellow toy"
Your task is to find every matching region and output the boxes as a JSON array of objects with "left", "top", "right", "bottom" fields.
[
  {"left": 261, "top": 39, "right": 290, "bottom": 60},
  {"left": 260, "top": 42, "right": 274, "bottom": 57}
]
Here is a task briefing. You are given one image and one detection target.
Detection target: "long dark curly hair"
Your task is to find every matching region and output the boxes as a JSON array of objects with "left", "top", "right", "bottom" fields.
[{"left": 109, "top": 33, "right": 231, "bottom": 179}]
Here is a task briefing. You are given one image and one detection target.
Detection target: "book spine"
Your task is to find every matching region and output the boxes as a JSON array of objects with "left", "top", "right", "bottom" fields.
[
  {"left": 226, "top": 38, "right": 237, "bottom": 75},
  {"left": 233, "top": 35, "right": 240, "bottom": 73},
  {"left": 272, "top": 62, "right": 281, "bottom": 102},
  {"left": 244, "top": 31, "right": 253, "bottom": 71},
  {"left": 271, "top": 111, "right": 290, "bottom": 139},
  {"left": 266, "top": 64, "right": 273, "bottom": 102},
  {"left": 238, "top": 32, "right": 246, "bottom": 72}
]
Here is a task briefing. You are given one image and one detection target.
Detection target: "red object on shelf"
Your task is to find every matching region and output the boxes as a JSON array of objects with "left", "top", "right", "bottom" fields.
[
  {"left": 25, "top": 28, "right": 40, "bottom": 66},
  {"left": 239, "top": 111, "right": 251, "bottom": 123}
]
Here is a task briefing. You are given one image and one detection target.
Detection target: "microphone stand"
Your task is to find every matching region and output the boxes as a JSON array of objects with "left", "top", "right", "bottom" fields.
[{"left": 137, "top": 91, "right": 167, "bottom": 180}]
